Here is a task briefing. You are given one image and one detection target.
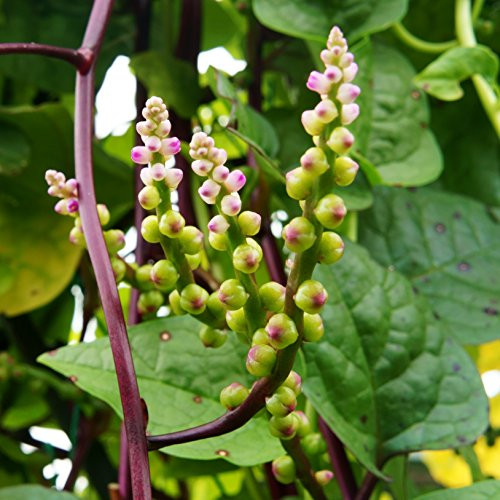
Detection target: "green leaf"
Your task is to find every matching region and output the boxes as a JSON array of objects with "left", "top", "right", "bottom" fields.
[
  {"left": 0, "top": 485, "right": 78, "bottom": 500},
  {"left": 414, "top": 46, "right": 499, "bottom": 101},
  {"left": 303, "top": 243, "right": 488, "bottom": 476},
  {"left": 252, "top": 0, "right": 408, "bottom": 42},
  {"left": 357, "top": 43, "right": 443, "bottom": 187},
  {"left": 359, "top": 188, "right": 500, "bottom": 344},
  {"left": 414, "top": 480, "right": 500, "bottom": 499},
  {"left": 0, "top": 123, "right": 29, "bottom": 176},
  {"left": 130, "top": 51, "right": 201, "bottom": 119},
  {"left": 39, "top": 316, "right": 284, "bottom": 466},
  {"left": 201, "top": 0, "right": 245, "bottom": 51}
]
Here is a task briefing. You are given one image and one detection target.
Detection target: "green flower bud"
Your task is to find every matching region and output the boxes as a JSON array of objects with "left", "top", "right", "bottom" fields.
[
  {"left": 315, "top": 470, "right": 334, "bottom": 486},
  {"left": 220, "top": 382, "right": 249, "bottom": 410},
  {"left": 69, "top": 226, "right": 85, "bottom": 247},
  {"left": 246, "top": 237, "right": 263, "bottom": 261},
  {"left": 97, "top": 204, "right": 110, "bottom": 226},
  {"left": 218, "top": 279, "right": 249, "bottom": 310},
  {"left": 136, "top": 264, "right": 154, "bottom": 290},
  {"left": 199, "top": 326, "right": 227, "bottom": 348},
  {"left": 137, "top": 290, "right": 163, "bottom": 315},
  {"left": 141, "top": 215, "right": 161, "bottom": 243},
  {"left": 207, "top": 292, "right": 226, "bottom": 321},
  {"left": 303, "top": 313, "right": 325, "bottom": 342},
  {"left": 246, "top": 344, "right": 276, "bottom": 377},
  {"left": 265, "top": 313, "right": 298, "bottom": 350},
  {"left": 300, "top": 147, "right": 329, "bottom": 177},
  {"left": 282, "top": 217, "right": 316, "bottom": 253},
  {"left": 226, "top": 307, "right": 247, "bottom": 334},
  {"left": 294, "top": 280, "right": 328, "bottom": 314},
  {"left": 259, "top": 281, "right": 286, "bottom": 313},
  {"left": 111, "top": 257, "right": 126, "bottom": 283},
  {"left": 185, "top": 252, "right": 201, "bottom": 270},
  {"left": 150, "top": 259, "right": 179, "bottom": 291},
  {"left": 282, "top": 370, "right": 302, "bottom": 395},
  {"left": 233, "top": 243, "right": 261, "bottom": 274},
  {"left": 326, "top": 126, "right": 354, "bottom": 154},
  {"left": 104, "top": 229, "right": 126, "bottom": 254},
  {"left": 178, "top": 226, "right": 204, "bottom": 254},
  {"left": 252, "top": 328, "right": 271, "bottom": 346},
  {"left": 333, "top": 156, "right": 359, "bottom": 186},
  {"left": 272, "top": 455, "right": 296, "bottom": 485},
  {"left": 238, "top": 211, "right": 261, "bottom": 236},
  {"left": 180, "top": 284, "right": 209, "bottom": 315},
  {"left": 286, "top": 167, "right": 314, "bottom": 200},
  {"left": 208, "top": 231, "right": 228, "bottom": 251},
  {"left": 266, "top": 386, "right": 297, "bottom": 417},
  {"left": 318, "top": 232, "right": 344, "bottom": 264},
  {"left": 168, "top": 290, "right": 184, "bottom": 315},
  {"left": 138, "top": 185, "right": 161, "bottom": 210},
  {"left": 269, "top": 413, "right": 298, "bottom": 440},
  {"left": 294, "top": 411, "right": 313, "bottom": 438},
  {"left": 314, "top": 194, "right": 346, "bottom": 229},
  {"left": 159, "top": 209, "right": 185, "bottom": 238},
  {"left": 302, "top": 433, "right": 327, "bottom": 456}
]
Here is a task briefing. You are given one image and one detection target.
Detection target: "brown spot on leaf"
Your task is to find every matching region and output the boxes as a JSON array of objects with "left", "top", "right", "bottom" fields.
[
  {"left": 457, "top": 262, "right": 471, "bottom": 272},
  {"left": 160, "top": 331, "right": 171, "bottom": 341},
  {"left": 193, "top": 396, "right": 202, "bottom": 404},
  {"left": 69, "top": 375, "right": 78, "bottom": 383},
  {"left": 484, "top": 307, "right": 498, "bottom": 316},
  {"left": 434, "top": 223, "right": 446, "bottom": 234},
  {"left": 216, "top": 449, "right": 230, "bottom": 457},
  {"left": 48, "top": 349, "right": 58, "bottom": 356},
  {"left": 30, "top": 289, "right": 39, "bottom": 296},
  {"left": 453, "top": 211, "right": 462, "bottom": 220},
  {"left": 411, "top": 90, "right": 421, "bottom": 99},
  {"left": 420, "top": 122, "right": 428, "bottom": 129}
]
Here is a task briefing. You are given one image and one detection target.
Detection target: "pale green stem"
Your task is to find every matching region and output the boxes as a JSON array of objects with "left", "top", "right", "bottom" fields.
[{"left": 392, "top": 22, "right": 457, "bottom": 54}]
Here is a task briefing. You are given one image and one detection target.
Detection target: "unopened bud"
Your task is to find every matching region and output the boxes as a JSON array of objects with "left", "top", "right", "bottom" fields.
[
  {"left": 135, "top": 264, "right": 154, "bottom": 290},
  {"left": 283, "top": 371, "right": 302, "bottom": 395},
  {"left": 282, "top": 217, "right": 316, "bottom": 253},
  {"left": 315, "top": 470, "right": 334, "bottom": 486},
  {"left": 208, "top": 231, "right": 228, "bottom": 251},
  {"left": 218, "top": 279, "right": 249, "bottom": 310},
  {"left": 238, "top": 211, "right": 261, "bottom": 236},
  {"left": 306, "top": 71, "right": 332, "bottom": 95},
  {"left": 159, "top": 210, "right": 185, "bottom": 238},
  {"left": 266, "top": 386, "right": 297, "bottom": 417},
  {"left": 314, "top": 194, "right": 346, "bottom": 229},
  {"left": 300, "top": 148, "right": 329, "bottom": 177},
  {"left": 252, "top": 328, "right": 271, "bottom": 346},
  {"left": 208, "top": 214, "right": 230, "bottom": 234},
  {"left": 192, "top": 159, "right": 213, "bottom": 177},
  {"left": 156, "top": 119, "right": 172, "bottom": 137},
  {"left": 324, "top": 65, "right": 343, "bottom": 83},
  {"left": 333, "top": 156, "right": 358, "bottom": 186},
  {"left": 178, "top": 226, "right": 204, "bottom": 254},
  {"left": 104, "top": 229, "right": 126, "bottom": 254},
  {"left": 343, "top": 63, "right": 358, "bottom": 82},
  {"left": 294, "top": 280, "right": 328, "bottom": 314},
  {"left": 259, "top": 282, "right": 286, "bottom": 312},
  {"left": 314, "top": 99, "right": 338, "bottom": 124},
  {"left": 226, "top": 308, "right": 247, "bottom": 334},
  {"left": 198, "top": 179, "right": 220, "bottom": 204},
  {"left": 303, "top": 313, "right": 325, "bottom": 342},
  {"left": 220, "top": 382, "right": 249, "bottom": 410},
  {"left": 302, "top": 433, "right": 327, "bottom": 456},
  {"left": 246, "top": 344, "right": 277, "bottom": 377},
  {"left": 199, "top": 326, "right": 227, "bottom": 348},
  {"left": 212, "top": 165, "right": 230, "bottom": 182},
  {"left": 160, "top": 137, "right": 181, "bottom": 156},
  {"left": 233, "top": 243, "right": 261, "bottom": 273},
  {"left": 318, "top": 231, "right": 344, "bottom": 264},
  {"left": 207, "top": 292, "right": 226, "bottom": 320},
  {"left": 186, "top": 252, "right": 201, "bottom": 270},
  {"left": 180, "top": 284, "right": 209, "bottom": 315},
  {"left": 140, "top": 167, "right": 153, "bottom": 186},
  {"left": 137, "top": 290, "right": 163, "bottom": 315},
  {"left": 224, "top": 170, "right": 246, "bottom": 192},
  {"left": 295, "top": 411, "right": 312, "bottom": 437},
  {"left": 208, "top": 147, "right": 227, "bottom": 166},
  {"left": 131, "top": 146, "right": 152, "bottom": 164},
  {"left": 144, "top": 135, "right": 162, "bottom": 152},
  {"left": 221, "top": 193, "right": 242, "bottom": 216},
  {"left": 150, "top": 259, "right": 179, "bottom": 291},
  {"left": 326, "top": 127, "right": 354, "bottom": 154},
  {"left": 138, "top": 185, "right": 161, "bottom": 210},
  {"left": 69, "top": 226, "right": 85, "bottom": 246},
  {"left": 169, "top": 290, "right": 184, "bottom": 315},
  {"left": 337, "top": 83, "right": 360, "bottom": 104},
  {"left": 341, "top": 103, "right": 360, "bottom": 126},
  {"left": 164, "top": 168, "right": 183, "bottom": 189},
  {"left": 265, "top": 313, "right": 298, "bottom": 349},
  {"left": 97, "top": 204, "right": 110, "bottom": 226},
  {"left": 141, "top": 215, "right": 161, "bottom": 243},
  {"left": 272, "top": 455, "right": 296, "bottom": 484},
  {"left": 301, "top": 110, "right": 325, "bottom": 136},
  {"left": 111, "top": 257, "right": 126, "bottom": 283},
  {"left": 286, "top": 167, "right": 314, "bottom": 200},
  {"left": 269, "top": 414, "right": 298, "bottom": 440}
]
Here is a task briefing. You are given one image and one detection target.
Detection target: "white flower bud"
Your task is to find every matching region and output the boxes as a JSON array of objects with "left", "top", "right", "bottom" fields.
[{"left": 221, "top": 193, "right": 242, "bottom": 216}]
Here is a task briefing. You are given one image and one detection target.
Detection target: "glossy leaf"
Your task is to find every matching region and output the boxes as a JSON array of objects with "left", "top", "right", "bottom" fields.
[
  {"left": 303, "top": 243, "right": 487, "bottom": 476},
  {"left": 0, "top": 485, "right": 78, "bottom": 499},
  {"left": 39, "top": 316, "right": 284, "bottom": 466},
  {"left": 415, "top": 480, "right": 500, "bottom": 499},
  {"left": 253, "top": 0, "right": 408, "bottom": 42},
  {"left": 359, "top": 188, "right": 500, "bottom": 344},
  {"left": 414, "top": 46, "right": 499, "bottom": 101}
]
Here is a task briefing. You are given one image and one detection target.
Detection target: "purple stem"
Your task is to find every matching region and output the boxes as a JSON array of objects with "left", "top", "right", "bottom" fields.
[
  {"left": 318, "top": 417, "right": 357, "bottom": 499},
  {"left": 118, "top": 423, "right": 132, "bottom": 499},
  {"left": 355, "top": 473, "right": 378, "bottom": 500}
]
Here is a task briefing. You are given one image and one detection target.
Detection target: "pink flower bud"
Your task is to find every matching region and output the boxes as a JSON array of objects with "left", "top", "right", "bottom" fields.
[
  {"left": 300, "top": 147, "right": 329, "bottom": 176},
  {"left": 314, "top": 99, "right": 338, "bottom": 124},
  {"left": 47, "top": 186, "right": 59, "bottom": 197},
  {"left": 190, "top": 131, "right": 208, "bottom": 149},
  {"left": 156, "top": 119, "right": 172, "bottom": 137},
  {"left": 136, "top": 120, "right": 155, "bottom": 136},
  {"left": 339, "top": 52, "right": 354, "bottom": 68},
  {"left": 146, "top": 96, "right": 164, "bottom": 108},
  {"left": 54, "top": 199, "right": 69, "bottom": 215},
  {"left": 164, "top": 168, "right": 183, "bottom": 189},
  {"left": 341, "top": 103, "right": 360, "bottom": 125},
  {"left": 160, "top": 137, "right": 181, "bottom": 156},
  {"left": 191, "top": 159, "right": 213, "bottom": 177},
  {"left": 140, "top": 167, "right": 153, "bottom": 186},
  {"left": 343, "top": 63, "right": 358, "bottom": 83},
  {"left": 324, "top": 66, "right": 342, "bottom": 83},
  {"left": 65, "top": 179, "right": 78, "bottom": 196},
  {"left": 327, "top": 127, "right": 354, "bottom": 154},
  {"left": 320, "top": 49, "right": 336, "bottom": 66},
  {"left": 208, "top": 214, "right": 230, "bottom": 234},
  {"left": 221, "top": 193, "right": 242, "bottom": 216},
  {"left": 45, "top": 169, "right": 58, "bottom": 185},
  {"left": 145, "top": 135, "right": 162, "bottom": 152},
  {"left": 142, "top": 108, "right": 152, "bottom": 120},
  {"left": 225, "top": 170, "right": 246, "bottom": 192},
  {"left": 150, "top": 163, "right": 166, "bottom": 181},
  {"left": 212, "top": 165, "right": 230, "bottom": 182},
  {"left": 131, "top": 146, "right": 152, "bottom": 165},
  {"left": 198, "top": 179, "right": 220, "bottom": 204},
  {"left": 66, "top": 198, "right": 79, "bottom": 213},
  {"left": 301, "top": 110, "right": 325, "bottom": 136},
  {"left": 337, "top": 83, "right": 361, "bottom": 104},
  {"left": 306, "top": 71, "right": 332, "bottom": 95},
  {"left": 208, "top": 147, "right": 227, "bottom": 166}
]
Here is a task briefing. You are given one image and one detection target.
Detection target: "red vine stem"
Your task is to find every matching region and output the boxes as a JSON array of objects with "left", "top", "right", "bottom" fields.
[{"left": 355, "top": 472, "right": 378, "bottom": 500}]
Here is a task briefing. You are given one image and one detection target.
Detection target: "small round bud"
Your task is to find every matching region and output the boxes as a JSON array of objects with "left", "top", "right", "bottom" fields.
[
  {"left": 135, "top": 264, "right": 154, "bottom": 290},
  {"left": 233, "top": 243, "right": 261, "bottom": 274},
  {"left": 150, "top": 259, "right": 179, "bottom": 291},
  {"left": 69, "top": 226, "right": 85, "bottom": 246},
  {"left": 265, "top": 313, "right": 298, "bottom": 349},
  {"left": 315, "top": 470, "right": 334, "bottom": 486},
  {"left": 164, "top": 168, "right": 183, "bottom": 189},
  {"left": 294, "top": 280, "right": 328, "bottom": 314},
  {"left": 252, "top": 328, "right": 271, "bottom": 346},
  {"left": 300, "top": 148, "right": 329, "bottom": 177},
  {"left": 341, "top": 103, "right": 360, "bottom": 126},
  {"left": 306, "top": 71, "right": 332, "bottom": 95},
  {"left": 156, "top": 119, "right": 172, "bottom": 137},
  {"left": 141, "top": 215, "right": 161, "bottom": 243},
  {"left": 137, "top": 290, "right": 163, "bottom": 315},
  {"left": 269, "top": 414, "right": 298, "bottom": 440},
  {"left": 295, "top": 411, "right": 313, "bottom": 437},
  {"left": 282, "top": 217, "right": 316, "bottom": 253},
  {"left": 104, "top": 229, "right": 126, "bottom": 254},
  {"left": 339, "top": 52, "right": 354, "bottom": 68},
  {"left": 180, "top": 284, "right": 209, "bottom": 315},
  {"left": 218, "top": 279, "right": 249, "bottom": 310},
  {"left": 186, "top": 252, "right": 201, "bottom": 270},
  {"left": 333, "top": 156, "right": 359, "bottom": 186},
  {"left": 238, "top": 211, "right": 261, "bottom": 236},
  {"left": 266, "top": 386, "right": 297, "bottom": 417},
  {"left": 160, "top": 137, "right": 181, "bottom": 156},
  {"left": 220, "top": 382, "right": 249, "bottom": 410},
  {"left": 208, "top": 214, "right": 230, "bottom": 234},
  {"left": 343, "top": 62, "right": 358, "bottom": 82},
  {"left": 302, "top": 433, "right": 327, "bottom": 456},
  {"left": 136, "top": 120, "right": 155, "bottom": 136},
  {"left": 199, "top": 326, "right": 227, "bottom": 348},
  {"left": 191, "top": 159, "right": 213, "bottom": 177},
  {"left": 327, "top": 127, "right": 354, "bottom": 154},
  {"left": 178, "top": 226, "right": 204, "bottom": 255},
  {"left": 282, "top": 371, "right": 302, "bottom": 395},
  {"left": 314, "top": 194, "right": 346, "bottom": 229},
  {"left": 97, "top": 204, "right": 110, "bottom": 226},
  {"left": 286, "top": 167, "right": 314, "bottom": 200},
  {"left": 246, "top": 344, "right": 277, "bottom": 377},
  {"left": 226, "top": 308, "right": 247, "bottom": 334},
  {"left": 246, "top": 238, "right": 263, "bottom": 261},
  {"left": 318, "top": 232, "right": 344, "bottom": 264},
  {"left": 208, "top": 231, "right": 228, "bottom": 251},
  {"left": 272, "top": 455, "right": 296, "bottom": 485},
  {"left": 138, "top": 185, "right": 161, "bottom": 210},
  {"left": 314, "top": 99, "right": 338, "bottom": 124},
  {"left": 224, "top": 170, "right": 246, "bottom": 192},
  {"left": 145, "top": 135, "right": 161, "bottom": 152},
  {"left": 212, "top": 165, "right": 229, "bottom": 182},
  {"left": 259, "top": 282, "right": 285, "bottom": 313},
  {"left": 198, "top": 179, "right": 221, "bottom": 204},
  {"left": 303, "top": 313, "right": 325, "bottom": 342},
  {"left": 208, "top": 147, "right": 227, "bottom": 166},
  {"left": 140, "top": 167, "right": 153, "bottom": 186},
  {"left": 169, "top": 290, "right": 184, "bottom": 315},
  {"left": 301, "top": 110, "right": 325, "bottom": 136},
  {"left": 131, "top": 146, "right": 152, "bottom": 164},
  {"left": 336, "top": 83, "right": 360, "bottom": 104},
  {"left": 325, "top": 65, "right": 343, "bottom": 83},
  {"left": 111, "top": 258, "right": 126, "bottom": 282},
  {"left": 221, "top": 193, "right": 242, "bottom": 216},
  {"left": 207, "top": 292, "right": 227, "bottom": 321},
  {"left": 159, "top": 210, "right": 185, "bottom": 238}
]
